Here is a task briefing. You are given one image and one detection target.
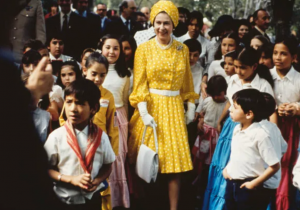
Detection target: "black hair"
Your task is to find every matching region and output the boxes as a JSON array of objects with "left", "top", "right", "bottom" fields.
[
  {"left": 261, "top": 92, "right": 276, "bottom": 119},
  {"left": 253, "top": 9, "right": 267, "bottom": 20},
  {"left": 119, "top": 1, "right": 128, "bottom": 13},
  {"left": 64, "top": 79, "right": 101, "bottom": 115},
  {"left": 235, "top": 47, "right": 274, "bottom": 87},
  {"left": 48, "top": 2, "right": 58, "bottom": 11},
  {"left": 221, "top": 50, "right": 239, "bottom": 68},
  {"left": 56, "top": 60, "right": 82, "bottom": 89},
  {"left": 251, "top": 35, "right": 269, "bottom": 49},
  {"left": 81, "top": 48, "right": 95, "bottom": 61},
  {"left": 183, "top": 39, "right": 202, "bottom": 54},
  {"left": 207, "top": 75, "right": 228, "bottom": 96},
  {"left": 208, "top": 15, "right": 234, "bottom": 38},
  {"left": 215, "top": 32, "right": 240, "bottom": 60},
  {"left": 275, "top": 35, "right": 299, "bottom": 56},
  {"left": 23, "top": 39, "right": 47, "bottom": 52},
  {"left": 232, "top": 89, "right": 266, "bottom": 122},
  {"left": 98, "top": 34, "right": 131, "bottom": 78},
  {"left": 21, "top": 49, "right": 42, "bottom": 65},
  {"left": 187, "top": 11, "right": 204, "bottom": 29},
  {"left": 177, "top": 7, "right": 190, "bottom": 18},
  {"left": 46, "top": 33, "right": 63, "bottom": 47},
  {"left": 85, "top": 52, "right": 109, "bottom": 73},
  {"left": 119, "top": 34, "right": 137, "bottom": 69},
  {"left": 135, "top": 11, "right": 146, "bottom": 18},
  {"left": 236, "top": 19, "right": 251, "bottom": 34},
  {"left": 261, "top": 43, "right": 274, "bottom": 59}
]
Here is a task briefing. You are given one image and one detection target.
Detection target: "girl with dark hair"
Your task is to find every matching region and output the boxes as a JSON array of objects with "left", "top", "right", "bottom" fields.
[
  {"left": 250, "top": 35, "right": 269, "bottom": 50},
  {"left": 236, "top": 19, "right": 251, "bottom": 39},
  {"left": 99, "top": 34, "right": 131, "bottom": 209},
  {"left": 220, "top": 50, "right": 239, "bottom": 83},
  {"left": 271, "top": 35, "right": 300, "bottom": 210},
  {"left": 202, "top": 47, "right": 275, "bottom": 210},
  {"left": 21, "top": 49, "right": 42, "bottom": 74},
  {"left": 81, "top": 48, "right": 95, "bottom": 71}
]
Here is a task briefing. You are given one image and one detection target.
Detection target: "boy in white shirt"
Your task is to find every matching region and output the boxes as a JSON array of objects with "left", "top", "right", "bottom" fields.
[
  {"left": 223, "top": 89, "right": 280, "bottom": 210},
  {"left": 260, "top": 93, "right": 287, "bottom": 209},
  {"left": 44, "top": 79, "right": 115, "bottom": 209}
]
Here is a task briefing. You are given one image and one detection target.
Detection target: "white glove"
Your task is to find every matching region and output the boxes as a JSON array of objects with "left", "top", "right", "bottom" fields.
[
  {"left": 185, "top": 102, "right": 196, "bottom": 124},
  {"left": 138, "top": 102, "right": 157, "bottom": 126}
]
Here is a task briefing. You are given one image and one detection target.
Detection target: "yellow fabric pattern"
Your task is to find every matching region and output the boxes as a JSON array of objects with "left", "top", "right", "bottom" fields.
[
  {"left": 59, "top": 86, "right": 119, "bottom": 155},
  {"left": 128, "top": 39, "right": 199, "bottom": 173},
  {"left": 150, "top": 0, "right": 179, "bottom": 27}
]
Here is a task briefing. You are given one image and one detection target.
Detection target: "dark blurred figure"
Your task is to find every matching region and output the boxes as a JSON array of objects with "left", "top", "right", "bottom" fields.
[
  {"left": 251, "top": 9, "right": 271, "bottom": 41},
  {"left": 96, "top": 3, "right": 110, "bottom": 33},
  {"left": 44, "top": 2, "right": 59, "bottom": 20},
  {"left": 293, "top": 45, "right": 300, "bottom": 72},
  {"left": 0, "top": 0, "right": 62, "bottom": 209},
  {"left": 178, "top": 7, "right": 190, "bottom": 23},
  {"left": 173, "top": 7, "right": 190, "bottom": 37},
  {"left": 133, "top": 12, "right": 147, "bottom": 29},
  {"left": 107, "top": 9, "right": 118, "bottom": 19},
  {"left": 140, "top": 7, "right": 151, "bottom": 28},
  {"left": 73, "top": 0, "right": 101, "bottom": 48}
]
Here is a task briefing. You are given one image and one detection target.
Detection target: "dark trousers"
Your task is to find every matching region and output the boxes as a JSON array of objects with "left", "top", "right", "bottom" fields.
[
  {"left": 261, "top": 188, "right": 277, "bottom": 210},
  {"left": 225, "top": 178, "right": 267, "bottom": 210},
  {"left": 64, "top": 190, "right": 102, "bottom": 210}
]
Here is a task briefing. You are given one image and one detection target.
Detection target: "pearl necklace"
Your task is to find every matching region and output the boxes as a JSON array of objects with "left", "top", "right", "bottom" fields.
[{"left": 155, "top": 36, "right": 173, "bottom": 50}]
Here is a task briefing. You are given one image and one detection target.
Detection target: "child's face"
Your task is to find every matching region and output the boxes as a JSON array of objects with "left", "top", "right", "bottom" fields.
[
  {"left": 230, "top": 101, "right": 248, "bottom": 123},
  {"left": 259, "top": 52, "right": 273, "bottom": 69},
  {"left": 224, "top": 57, "right": 235, "bottom": 76},
  {"left": 49, "top": 39, "right": 64, "bottom": 58},
  {"left": 221, "top": 38, "right": 236, "bottom": 55},
  {"left": 234, "top": 60, "right": 256, "bottom": 81},
  {"left": 23, "top": 63, "right": 37, "bottom": 74},
  {"left": 212, "top": 91, "right": 226, "bottom": 103},
  {"left": 189, "top": 51, "right": 200, "bottom": 66},
  {"left": 250, "top": 38, "right": 263, "bottom": 50},
  {"left": 81, "top": 52, "right": 92, "bottom": 69},
  {"left": 102, "top": 39, "right": 120, "bottom": 64},
  {"left": 273, "top": 43, "right": 296, "bottom": 72},
  {"left": 61, "top": 66, "right": 76, "bottom": 87},
  {"left": 65, "top": 94, "right": 94, "bottom": 130},
  {"left": 85, "top": 62, "right": 107, "bottom": 87},
  {"left": 122, "top": 41, "right": 133, "bottom": 62},
  {"left": 39, "top": 48, "right": 49, "bottom": 58}
]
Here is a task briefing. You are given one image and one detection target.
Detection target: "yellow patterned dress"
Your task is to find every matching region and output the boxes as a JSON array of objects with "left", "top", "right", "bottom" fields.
[{"left": 128, "top": 38, "right": 199, "bottom": 173}]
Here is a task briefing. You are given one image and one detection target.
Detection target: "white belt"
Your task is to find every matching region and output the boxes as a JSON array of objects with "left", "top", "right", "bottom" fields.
[{"left": 149, "top": 88, "right": 180, "bottom": 96}]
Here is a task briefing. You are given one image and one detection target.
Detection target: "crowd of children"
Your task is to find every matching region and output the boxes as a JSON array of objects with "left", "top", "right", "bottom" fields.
[{"left": 11, "top": 1, "right": 300, "bottom": 210}]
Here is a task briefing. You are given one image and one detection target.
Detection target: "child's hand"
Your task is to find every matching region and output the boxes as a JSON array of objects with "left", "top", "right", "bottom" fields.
[
  {"left": 240, "top": 181, "right": 256, "bottom": 190},
  {"left": 85, "top": 177, "right": 102, "bottom": 192},
  {"left": 70, "top": 173, "right": 92, "bottom": 190},
  {"left": 285, "top": 103, "right": 297, "bottom": 117},
  {"left": 222, "top": 168, "right": 232, "bottom": 180},
  {"left": 278, "top": 103, "right": 288, "bottom": 116}
]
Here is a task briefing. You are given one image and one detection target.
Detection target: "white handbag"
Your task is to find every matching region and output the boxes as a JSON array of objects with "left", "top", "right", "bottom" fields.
[{"left": 136, "top": 125, "right": 159, "bottom": 183}]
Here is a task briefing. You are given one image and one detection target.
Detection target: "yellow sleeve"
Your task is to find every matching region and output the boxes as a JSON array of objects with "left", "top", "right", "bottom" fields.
[
  {"left": 129, "top": 43, "right": 151, "bottom": 108},
  {"left": 104, "top": 94, "right": 119, "bottom": 156},
  {"left": 59, "top": 104, "right": 66, "bottom": 126},
  {"left": 180, "top": 45, "right": 199, "bottom": 103}
]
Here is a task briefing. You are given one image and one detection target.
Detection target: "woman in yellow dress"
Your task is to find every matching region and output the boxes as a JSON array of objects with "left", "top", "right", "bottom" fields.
[{"left": 128, "top": 1, "right": 198, "bottom": 209}]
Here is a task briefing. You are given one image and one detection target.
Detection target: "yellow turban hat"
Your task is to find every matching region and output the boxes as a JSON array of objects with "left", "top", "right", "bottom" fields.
[{"left": 150, "top": 1, "right": 179, "bottom": 27}]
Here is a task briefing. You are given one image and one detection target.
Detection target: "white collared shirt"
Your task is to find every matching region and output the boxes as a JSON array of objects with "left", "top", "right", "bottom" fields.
[
  {"left": 191, "top": 62, "right": 204, "bottom": 103},
  {"left": 177, "top": 32, "right": 209, "bottom": 58},
  {"left": 60, "top": 11, "right": 72, "bottom": 30},
  {"left": 120, "top": 15, "right": 130, "bottom": 31},
  {"left": 270, "top": 66, "right": 300, "bottom": 106},
  {"left": 227, "top": 74, "right": 274, "bottom": 106},
  {"left": 44, "top": 126, "right": 115, "bottom": 204},
  {"left": 207, "top": 57, "right": 231, "bottom": 82},
  {"left": 49, "top": 53, "right": 73, "bottom": 62},
  {"left": 226, "top": 123, "right": 279, "bottom": 180},
  {"left": 260, "top": 120, "right": 287, "bottom": 189}
]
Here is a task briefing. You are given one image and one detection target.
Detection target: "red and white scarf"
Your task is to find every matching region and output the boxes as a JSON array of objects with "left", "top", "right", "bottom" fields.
[{"left": 64, "top": 120, "right": 103, "bottom": 173}]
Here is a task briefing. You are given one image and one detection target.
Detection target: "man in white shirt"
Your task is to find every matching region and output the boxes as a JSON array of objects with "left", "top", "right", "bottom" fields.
[
  {"left": 177, "top": 11, "right": 208, "bottom": 60},
  {"left": 44, "top": 79, "right": 115, "bottom": 209}
]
